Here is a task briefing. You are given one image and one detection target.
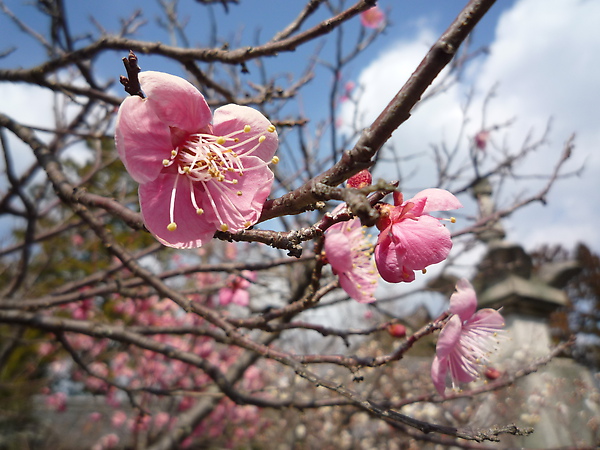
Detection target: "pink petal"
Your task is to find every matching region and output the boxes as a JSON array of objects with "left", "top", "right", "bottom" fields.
[
  {"left": 199, "top": 155, "right": 274, "bottom": 232},
  {"left": 325, "top": 217, "right": 378, "bottom": 303},
  {"left": 231, "top": 288, "right": 250, "bottom": 307},
  {"left": 139, "top": 172, "right": 216, "bottom": 249},
  {"left": 435, "top": 315, "right": 463, "bottom": 359},
  {"left": 447, "top": 351, "right": 479, "bottom": 384},
  {"left": 324, "top": 227, "right": 354, "bottom": 273},
  {"left": 338, "top": 271, "right": 376, "bottom": 303},
  {"left": 213, "top": 104, "right": 278, "bottom": 162},
  {"left": 449, "top": 278, "right": 477, "bottom": 322},
  {"left": 410, "top": 188, "right": 463, "bottom": 214},
  {"left": 431, "top": 355, "right": 448, "bottom": 396},
  {"left": 467, "top": 308, "right": 505, "bottom": 329},
  {"left": 139, "top": 71, "right": 212, "bottom": 133},
  {"left": 115, "top": 96, "right": 172, "bottom": 184},
  {"left": 219, "top": 288, "right": 234, "bottom": 306},
  {"left": 374, "top": 233, "right": 407, "bottom": 283},
  {"left": 389, "top": 215, "right": 453, "bottom": 270}
]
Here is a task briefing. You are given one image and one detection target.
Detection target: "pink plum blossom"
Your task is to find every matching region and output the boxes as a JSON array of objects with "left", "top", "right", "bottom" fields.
[
  {"left": 360, "top": 6, "right": 385, "bottom": 29},
  {"left": 431, "top": 278, "right": 505, "bottom": 395},
  {"left": 374, "top": 188, "right": 462, "bottom": 283},
  {"left": 324, "top": 205, "right": 378, "bottom": 303},
  {"left": 115, "top": 71, "right": 279, "bottom": 248},
  {"left": 219, "top": 271, "right": 256, "bottom": 306}
]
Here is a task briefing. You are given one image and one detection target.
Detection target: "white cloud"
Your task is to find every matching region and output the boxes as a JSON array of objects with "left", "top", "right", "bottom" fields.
[
  {"left": 341, "top": 0, "right": 600, "bottom": 252},
  {"left": 0, "top": 82, "right": 97, "bottom": 174}
]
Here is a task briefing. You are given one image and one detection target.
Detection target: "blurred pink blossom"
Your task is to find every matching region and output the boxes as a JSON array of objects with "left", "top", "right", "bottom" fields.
[
  {"left": 360, "top": 6, "right": 385, "bottom": 29},
  {"left": 431, "top": 279, "right": 505, "bottom": 395},
  {"left": 154, "top": 411, "right": 171, "bottom": 429},
  {"left": 115, "top": 71, "right": 279, "bottom": 248},
  {"left": 339, "top": 80, "right": 356, "bottom": 103},
  {"left": 45, "top": 391, "right": 67, "bottom": 412},
  {"left": 324, "top": 205, "right": 378, "bottom": 303},
  {"left": 88, "top": 412, "right": 102, "bottom": 422},
  {"left": 374, "top": 188, "right": 462, "bottom": 283},
  {"left": 92, "top": 433, "right": 119, "bottom": 450},
  {"left": 111, "top": 410, "right": 127, "bottom": 428},
  {"left": 219, "top": 270, "right": 256, "bottom": 306},
  {"left": 474, "top": 130, "right": 490, "bottom": 150}
]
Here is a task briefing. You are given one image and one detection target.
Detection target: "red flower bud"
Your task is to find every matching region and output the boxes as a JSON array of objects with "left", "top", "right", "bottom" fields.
[
  {"left": 347, "top": 170, "right": 372, "bottom": 189},
  {"left": 484, "top": 367, "right": 501, "bottom": 380},
  {"left": 387, "top": 323, "right": 407, "bottom": 338}
]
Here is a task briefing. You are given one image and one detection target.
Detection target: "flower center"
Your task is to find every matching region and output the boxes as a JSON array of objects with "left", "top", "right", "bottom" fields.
[{"left": 162, "top": 123, "right": 277, "bottom": 233}]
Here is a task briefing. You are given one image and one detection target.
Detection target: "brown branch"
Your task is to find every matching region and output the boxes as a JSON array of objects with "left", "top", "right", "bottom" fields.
[{"left": 0, "top": 0, "right": 375, "bottom": 83}]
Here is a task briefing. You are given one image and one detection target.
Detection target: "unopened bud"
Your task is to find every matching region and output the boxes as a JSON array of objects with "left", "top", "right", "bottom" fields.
[
  {"left": 387, "top": 324, "right": 407, "bottom": 338},
  {"left": 347, "top": 169, "right": 372, "bottom": 189}
]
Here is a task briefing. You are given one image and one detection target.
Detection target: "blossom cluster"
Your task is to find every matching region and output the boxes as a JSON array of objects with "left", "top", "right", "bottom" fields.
[
  {"left": 114, "top": 73, "right": 502, "bottom": 402},
  {"left": 115, "top": 73, "right": 463, "bottom": 304}
]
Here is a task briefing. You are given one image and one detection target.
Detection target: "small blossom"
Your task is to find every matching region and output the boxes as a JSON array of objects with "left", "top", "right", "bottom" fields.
[
  {"left": 115, "top": 71, "right": 279, "bottom": 248},
  {"left": 360, "top": 6, "right": 385, "bottom": 29},
  {"left": 219, "top": 271, "right": 256, "bottom": 306},
  {"left": 374, "top": 188, "right": 462, "bottom": 283},
  {"left": 431, "top": 279, "right": 505, "bottom": 395},
  {"left": 474, "top": 130, "right": 490, "bottom": 150},
  {"left": 339, "top": 81, "right": 356, "bottom": 103},
  {"left": 324, "top": 205, "right": 378, "bottom": 303}
]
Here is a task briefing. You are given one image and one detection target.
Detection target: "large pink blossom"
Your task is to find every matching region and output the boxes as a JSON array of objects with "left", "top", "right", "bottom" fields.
[
  {"left": 115, "top": 71, "right": 278, "bottom": 248},
  {"left": 431, "top": 279, "right": 505, "bottom": 395},
  {"left": 324, "top": 205, "right": 378, "bottom": 303},
  {"left": 374, "top": 188, "right": 462, "bottom": 283}
]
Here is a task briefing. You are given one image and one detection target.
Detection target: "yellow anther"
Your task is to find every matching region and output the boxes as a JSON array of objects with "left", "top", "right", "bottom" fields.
[
  {"left": 167, "top": 222, "right": 177, "bottom": 232},
  {"left": 196, "top": 208, "right": 204, "bottom": 215},
  {"left": 236, "top": 191, "right": 243, "bottom": 196},
  {"left": 234, "top": 138, "right": 239, "bottom": 143},
  {"left": 162, "top": 159, "right": 170, "bottom": 166},
  {"left": 271, "top": 156, "right": 280, "bottom": 164},
  {"left": 244, "top": 221, "right": 252, "bottom": 228},
  {"left": 450, "top": 217, "right": 457, "bottom": 223},
  {"left": 231, "top": 179, "right": 238, "bottom": 184},
  {"left": 220, "top": 224, "right": 229, "bottom": 232},
  {"left": 183, "top": 166, "right": 190, "bottom": 173},
  {"left": 171, "top": 150, "right": 177, "bottom": 157},
  {"left": 267, "top": 125, "right": 276, "bottom": 133},
  {"left": 422, "top": 268, "right": 427, "bottom": 274},
  {"left": 216, "top": 136, "right": 226, "bottom": 145},
  {"left": 243, "top": 125, "right": 251, "bottom": 133},
  {"left": 258, "top": 135, "right": 266, "bottom": 143}
]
